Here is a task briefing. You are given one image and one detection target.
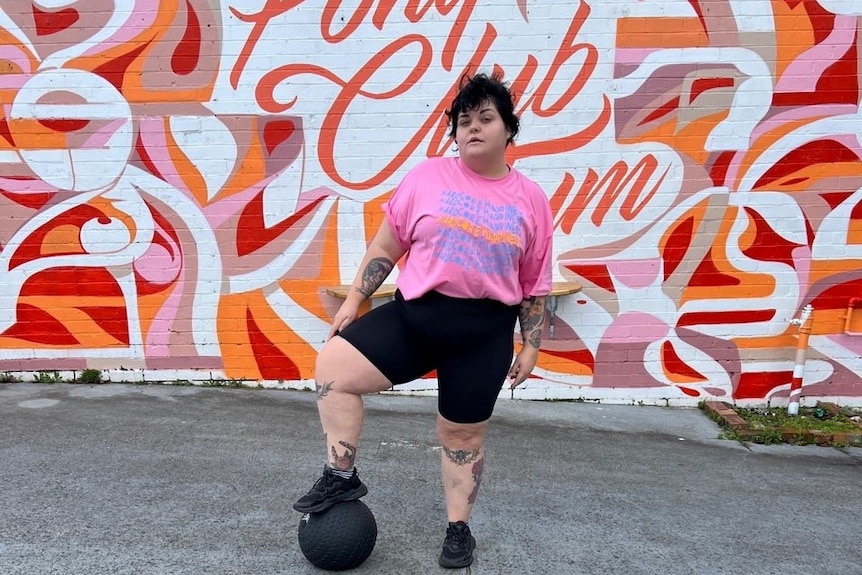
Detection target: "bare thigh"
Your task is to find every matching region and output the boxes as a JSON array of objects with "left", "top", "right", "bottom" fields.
[{"left": 314, "top": 335, "right": 393, "bottom": 395}]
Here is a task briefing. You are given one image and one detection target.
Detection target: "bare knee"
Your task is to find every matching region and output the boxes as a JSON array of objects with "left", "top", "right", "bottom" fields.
[
  {"left": 314, "top": 336, "right": 391, "bottom": 396},
  {"left": 437, "top": 415, "right": 488, "bottom": 460}
]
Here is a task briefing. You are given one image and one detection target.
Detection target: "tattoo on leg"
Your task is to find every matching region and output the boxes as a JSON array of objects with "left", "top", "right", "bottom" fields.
[
  {"left": 467, "top": 457, "right": 484, "bottom": 504},
  {"left": 442, "top": 446, "right": 481, "bottom": 466},
  {"left": 356, "top": 257, "right": 394, "bottom": 297},
  {"left": 316, "top": 380, "right": 333, "bottom": 399},
  {"left": 330, "top": 440, "right": 357, "bottom": 470}
]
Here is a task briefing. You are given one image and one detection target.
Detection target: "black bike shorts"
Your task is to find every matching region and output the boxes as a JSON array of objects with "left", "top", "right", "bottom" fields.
[{"left": 338, "top": 290, "right": 519, "bottom": 424}]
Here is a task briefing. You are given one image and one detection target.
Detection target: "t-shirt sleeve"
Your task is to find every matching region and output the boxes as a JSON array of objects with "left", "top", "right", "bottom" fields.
[
  {"left": 381, "top": 169, "right": 416, "bottom": 251},
  {"left": 520, "top": 186, "right": 554, "bottom": 298}
]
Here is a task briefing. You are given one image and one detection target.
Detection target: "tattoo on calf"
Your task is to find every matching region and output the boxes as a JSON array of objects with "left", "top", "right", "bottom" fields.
[
  {"left": 316, "top": 380, "right": 333, "bottom": 399},
  {"left": 467, "top": 457, "right": 485, "bottom": 504},
  {"left": 442, "top": 446, "right": 481, "bottom": 466},
  {"left": 356, "top": 257, "right": 394, "bottom": 297},
  {"left": 330, "top": 440, "right": 357, "bottom": 470}
]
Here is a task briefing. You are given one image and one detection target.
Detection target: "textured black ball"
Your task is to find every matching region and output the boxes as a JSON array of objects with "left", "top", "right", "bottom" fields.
[{"left": 297, "top": 500, "right": 377, "bottom": 571}]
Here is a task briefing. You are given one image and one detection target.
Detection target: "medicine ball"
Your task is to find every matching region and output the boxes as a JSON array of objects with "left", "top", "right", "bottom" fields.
[{"left": 297, "top": 500, "right": 377, "bottom": 571}]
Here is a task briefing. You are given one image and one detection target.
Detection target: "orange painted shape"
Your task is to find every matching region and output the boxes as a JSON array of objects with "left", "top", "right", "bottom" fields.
[
  {"left": 1, "top": 303, "right": 79, "bottom": 345},
  {"left": 773, "top": 1, "right": 815, "bottom": 79},
  {"left": 40, "top": 225, "right": 84, "bottom": 256},
  {"left": 660, "top": 340, "right": 707, "bottom": 383},
  {"left": 616, "top": 18, "right": 707, "bottom": 48}
]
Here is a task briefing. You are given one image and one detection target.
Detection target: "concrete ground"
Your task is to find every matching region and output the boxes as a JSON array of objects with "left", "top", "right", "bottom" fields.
[{"left": 1, "top": 382, "right": 860, "bottom": 575}]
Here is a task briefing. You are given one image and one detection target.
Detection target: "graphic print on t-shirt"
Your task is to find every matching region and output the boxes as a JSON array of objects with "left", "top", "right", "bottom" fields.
[{"left": 434, "top": 189, "right": 524, "bottom": 276}]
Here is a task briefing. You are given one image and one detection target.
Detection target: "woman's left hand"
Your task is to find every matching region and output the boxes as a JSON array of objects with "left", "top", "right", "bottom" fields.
[{"left": 508, "top": 346, "right": 539, "bottom": 389}]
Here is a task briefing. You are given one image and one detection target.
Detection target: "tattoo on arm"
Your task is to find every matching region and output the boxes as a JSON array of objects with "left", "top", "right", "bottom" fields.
[
  {"left": 316, "top": 380, "right": 333, "bottom": 399},
  {"left": 518, "top": 296, "right": 546, "bottom": 349},
  {"left": 442, "top": 446, "right": 481, "bottom": 466},
  {"left": 467, "top": 457, "right": 484, "bottom": 505},
  {"left": 330, "top": 440, "right": 357, "bottom": 471},
  {"left": 355, "top": 257, "right": 394, "bottom": 298}
]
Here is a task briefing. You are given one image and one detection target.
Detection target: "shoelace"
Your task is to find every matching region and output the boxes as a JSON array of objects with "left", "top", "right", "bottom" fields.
[{"left": 445, "top": 526, "right": 470, "bottom": 546}]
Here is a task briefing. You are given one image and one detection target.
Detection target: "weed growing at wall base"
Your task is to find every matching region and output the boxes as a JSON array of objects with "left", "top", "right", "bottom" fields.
[
  {"left": 76, "top": 369, "right": 103, "bottom": 384},
  {"left": 700, "top": 401, "right": 862, "bottom": 447}
]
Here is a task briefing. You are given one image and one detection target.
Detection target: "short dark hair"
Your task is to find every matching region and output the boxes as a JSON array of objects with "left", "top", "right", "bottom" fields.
[{"left": 445, "top": 72, "right": 520, "bottom": 145}]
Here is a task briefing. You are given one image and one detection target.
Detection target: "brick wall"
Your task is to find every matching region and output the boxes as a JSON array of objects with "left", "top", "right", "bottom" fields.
[{"left": 0, "top": 1, "right": 860, "bottom": 405}]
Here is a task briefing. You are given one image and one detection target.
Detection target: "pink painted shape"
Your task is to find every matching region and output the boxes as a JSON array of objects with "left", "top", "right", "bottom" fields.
[
  {"left": 603, "top": 312, "right": 670, "bottom": 343},
  {"left": 81, "top": 0, "right": 161, "bottom": 57},
  {"left": 792, "top": 245, "right": 811, "bottom": 297},
  {"left": 826, "top": 334, "right": 862, "bottom": 355},
  {"left": 0, "top": 48, "right": 32, "bottom": 89},
  {"left": 82, "top": 119, "right": 127, "bottom": 149},
  {"left": 0, "top": 175, "right": 58, "bottom": 193},
  {"left": 135, "top": 242, "right": 180, "bottom": 284},
  {"left": 613, "top": 48, "right": 661, "bottom": 66},
  {"left": 144, "top": 272, "right": 185, "bottom": 357},
  {"left": 775, "top": 15, "right": 856, "bottom": 93},
  {"left": 138, "top": 118, "right": 191, "bottom": 198},
  {"left": 202, "top": 185, "right": 339, "bottom": 229},
  {"left": 606, "top": 258, "right": 661, "bottom": 289}
]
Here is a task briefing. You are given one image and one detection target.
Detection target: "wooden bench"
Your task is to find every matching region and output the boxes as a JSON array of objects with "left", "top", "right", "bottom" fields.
[{"left": 326, "top": 281, "right": 582, "bottom": 338}]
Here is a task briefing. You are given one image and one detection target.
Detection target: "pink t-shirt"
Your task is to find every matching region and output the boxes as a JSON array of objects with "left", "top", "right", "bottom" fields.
[{"left": 383, "top": 157, "right": 553, "bottom": 306}]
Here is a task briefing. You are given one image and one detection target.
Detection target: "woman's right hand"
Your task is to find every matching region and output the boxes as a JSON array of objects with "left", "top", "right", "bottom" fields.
[{"left": 328, "top": 299, "right": 363, "bottom": 340}]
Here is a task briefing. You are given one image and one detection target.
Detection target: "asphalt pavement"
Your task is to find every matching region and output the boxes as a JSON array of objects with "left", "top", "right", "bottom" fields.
[{"left": 1, "top": 382, "right": 860, "bottom": 575}]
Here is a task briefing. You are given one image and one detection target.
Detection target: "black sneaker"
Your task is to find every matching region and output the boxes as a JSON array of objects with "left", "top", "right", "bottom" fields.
[
  {"left": 293, "top": 466, "right": 368, "bottom": 513},
  {"left": 438, "top": 521, "right": 476, "bottom": 569}
]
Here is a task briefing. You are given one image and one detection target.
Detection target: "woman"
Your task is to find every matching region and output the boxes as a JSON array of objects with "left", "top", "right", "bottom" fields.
[{"left": 294, "top": 72, "right": 553, "bottom": 569}]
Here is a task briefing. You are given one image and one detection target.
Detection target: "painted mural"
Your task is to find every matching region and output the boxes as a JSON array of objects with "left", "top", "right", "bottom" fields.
[{"left": 0, "top": 0, "right": 860, "bottom": 405}]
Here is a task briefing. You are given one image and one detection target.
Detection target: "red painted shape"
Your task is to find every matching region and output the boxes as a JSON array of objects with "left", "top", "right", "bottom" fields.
[
  {"left": 0, "top": 188, "right": 55, "bottom": 210},
  {"left": 563, "top": 264, "right": 615, "bottom": 292},
  {"left": 20, "top": 268, "right": 123, "bottom": 297},
  {"left": 78, "top": 306, "right": 130, "bottom": 345},
  {"left": 0, "top": 118, "right": 14, "bottom": 146},
  {"left": 773, "top": 33, "right": 858, "bottom": 106},
  {"left": 677, "top": 386, "right": 700, "bottom": 397},
  {"left": 133, "top": 133, "right": 166, "bottom": 181},
  {"left": 804, "top": 0, "right": 835, "bottom": 44},
  {"left": 686, "top": 0, "right": 707, "bottom": 37},
  {"left": 661, "top": 340, "right": 707, "bottom": 381},
  {"left": 38, "top": 119, "right": 89, "bottom": 132},
  {"left": 687, "top": 249, "right": 741, "bottom": 287},
  {"left": 736, "top": 370, "right": 793, "bottom": 399},
  {"left": 677, "top": 309, "right": 775, "bottom": 327},
  {"left": 93, "top": 41, "right": 149, "bottom": 91},
  {"left": 639, "top": 96, "right": 680, "bottom": 125},
  {"left": 539, "top": 348, "right": 595, "bottom": 370},
  {"left": 262, "top": 119, "right": 296, "bottom": 155},
  {"left": 850, "top": 198, "right": 862, "bottom": 221},
  {"left": 236, "top": 193, "right": 326, "bottom": 257},
  {"left": 2, "top": 303, "right": 79, "bottom": 345},
  {"left": 810, "top": 278, "right": 862, "bottom": 310},
  {"left": 246, "top": 307, "right": 301, "bottom": 380},
  {"left": 32, "top": 5, "right": 80, "bottom": 36},
  {"left": 754, "top": 140, "right": 859, "bottom": 189},
  {"left": 172, "top": 0, "right": 202, "bottom": 76},
  {"left": 662, "top": 217, "right": 694, "bottom": 280},
  {"left": 741, "top": 207, "right": 801, "bottom": 267},
  {"left": 820, "top": 191, "right": 854, "bottom": 210},
  {"left": 709, "top": 151, "right": 734, "bottom": 186},
  {"left": 9, "top": 205, "right": 106, "bottom": 269},
  {"left": 689, "top": 77, "right": 734, "bottom": 101}
]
